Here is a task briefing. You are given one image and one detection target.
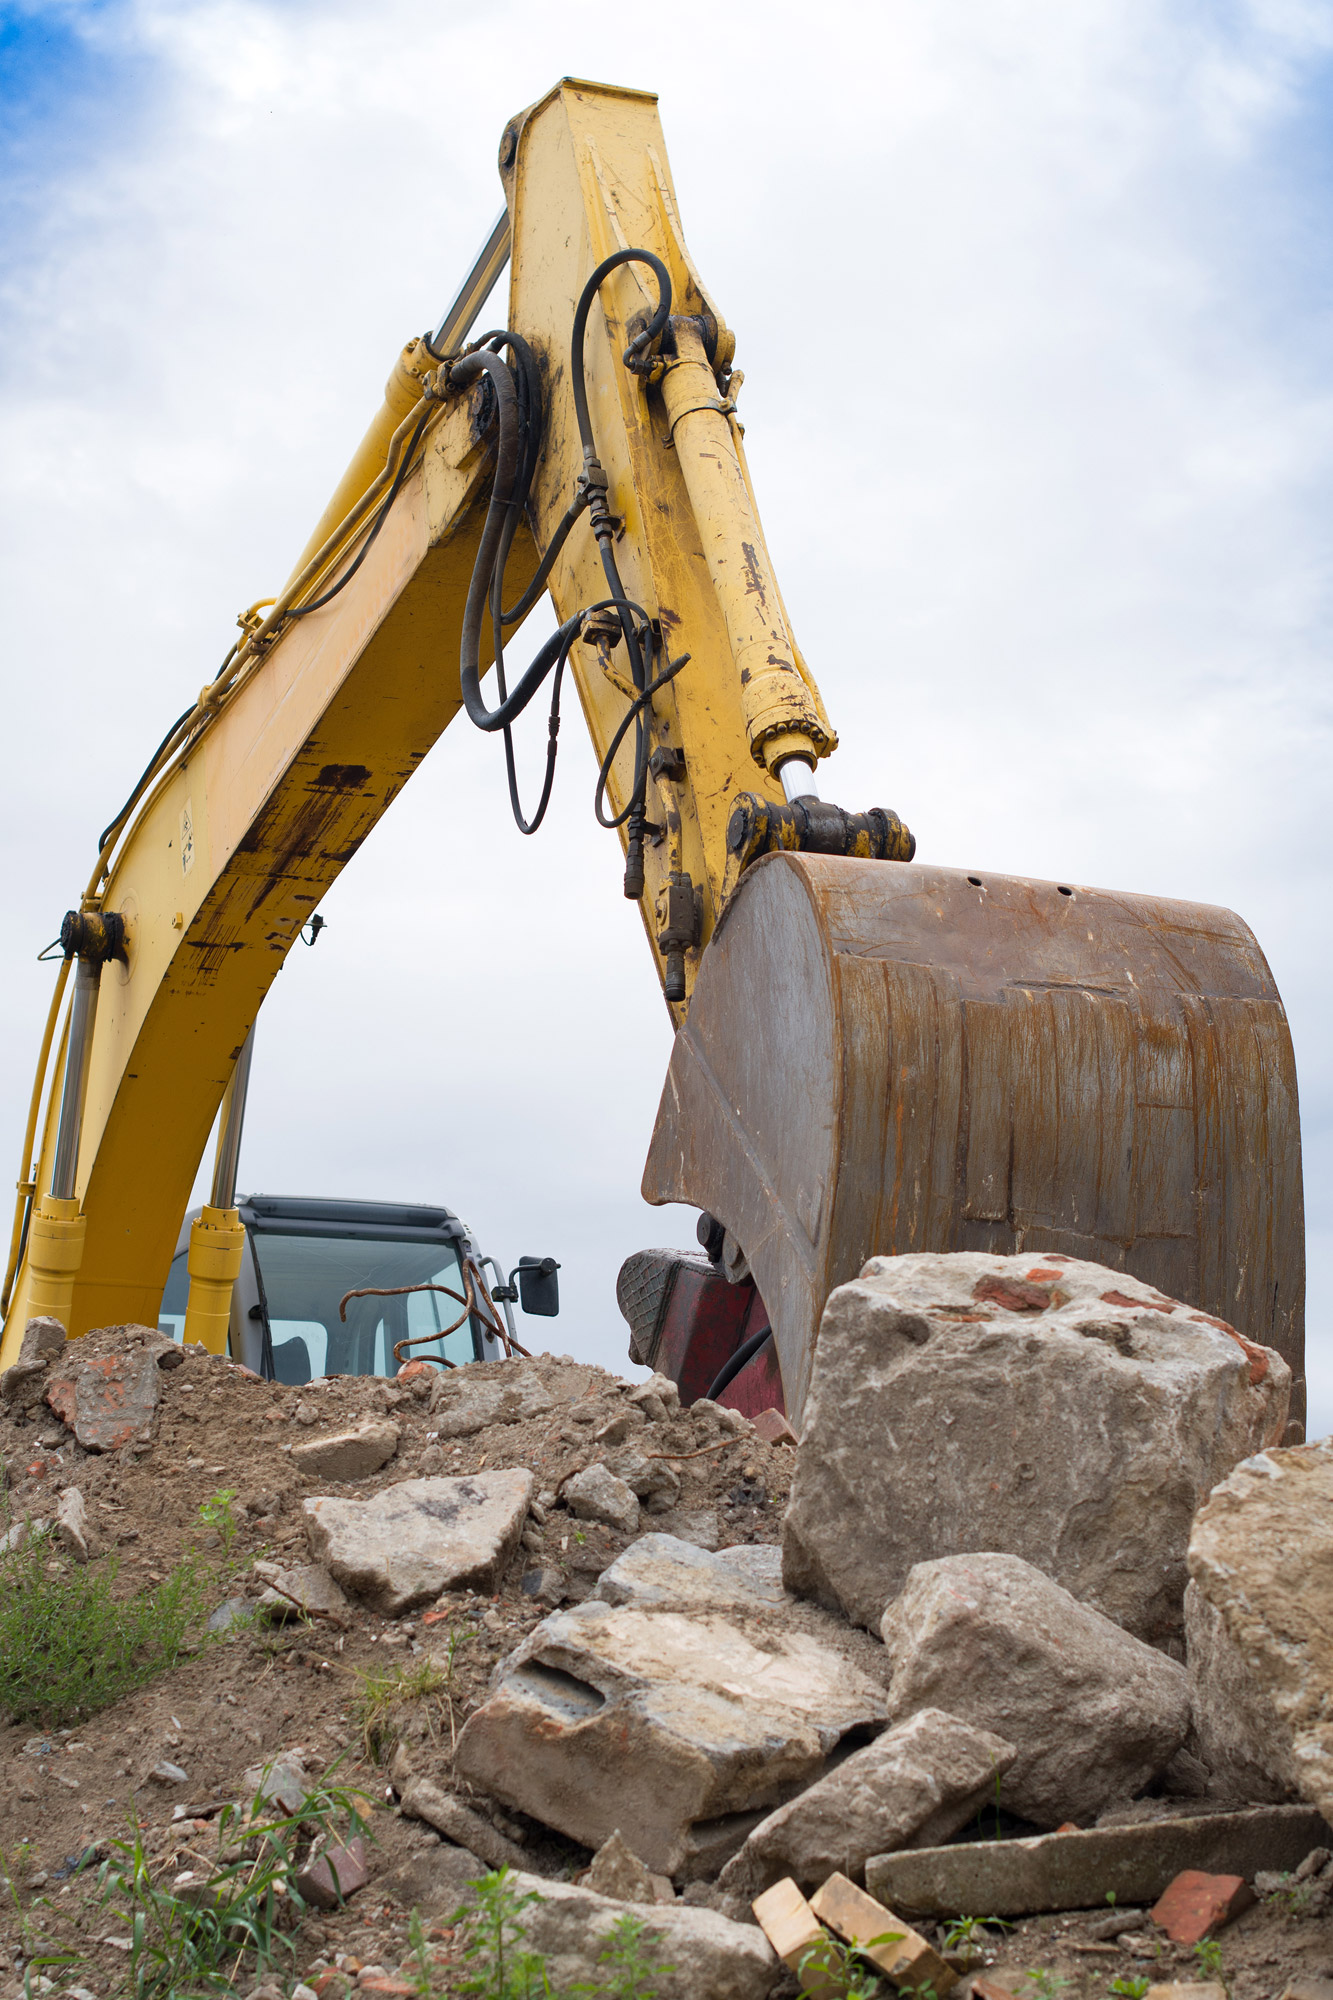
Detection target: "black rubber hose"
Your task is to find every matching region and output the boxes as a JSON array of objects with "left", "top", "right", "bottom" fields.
[
  {"left": 287, "top": 407, "right": 430, "bottom": 616},
  {"left": 704, "top": 1323, "right": 773, "bottom": 1404}
]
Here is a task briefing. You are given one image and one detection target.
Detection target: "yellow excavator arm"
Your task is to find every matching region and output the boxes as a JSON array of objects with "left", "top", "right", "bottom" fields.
[
  {"left": 0, "top": 79, "right": 906, "bottom": 1362},
  {"left": 2, "top": 79, "right": 1303, "bottom": 1436}
]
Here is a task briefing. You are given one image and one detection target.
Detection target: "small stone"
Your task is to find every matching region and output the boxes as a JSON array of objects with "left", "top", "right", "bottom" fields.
[
  {"left": 243, "top": 1753, "right": 311, "bottom": 1818},
  {"left": 305, "top": 1471, "right": 533, "bottom": 1615},
  {"left": 594, "top": 1411, "right": 641, "bottom": 1447},
  {"left": 520, "top": 1566, "right": 564, "bottom": 1606},
  {"left": 208, "top": 1596, "right": 254, "bottom": 1633},
  {"left": 1144, "top": 1987, "right": 1226, "bottom": 2000},
  {"left": 1149, "top": 1870, "right": 1255, "bottom": 1944},
  {"left": 150, "top": 1761, "right": 189, "bottom": 1785},
  {"left": 255, "top": 1563, "right": 351, "bottom": 1621},
  {"left": 750, "top": 1408, "right": 798, "bottom": 1447},
  {"left": 563, "top": 1463, "right": 640, "bottom": 1535},
  {"left": 293, "top": 1401, "right": 318, "bottom": 1425},
  {"left": 290, "top": 1422, "right": 399, "bottom": 1482},
  {"left": 53, "top": 1487, "right": 90, "bottom": 1563},
  {"left": 607, "top": 1450, "right": 680, "bottom": 1513},
  {"left": 1297, "top": 1847, "right": 1333, "bottom": 1881},
  {"left": 294, "top": 1836, "right": 368, "bottom": 1910},
  {"left": 586, "top": 1830, "right": 658, "bottom": 1903}
]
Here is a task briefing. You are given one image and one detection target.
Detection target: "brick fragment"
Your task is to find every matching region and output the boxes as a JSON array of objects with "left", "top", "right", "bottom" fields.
[
  {"left": 1149, "top": 1870, "right": 1254, "bottom": 1944},
  {"left": 44, "top": 1349, "right": 161, "bottom": 1451},
  {"left": 811, "top": 1873, "right": 956, "bottom": 1994},
  {"left": 971, "top": 1275, "right": 1052, "bottom": 1313},
  {"left": 294, "top": 1835, "right": 369, "bottom": 1910},
  {"left": 752, "top": 1407, "right": 799, "bottom": 1446},
  {"left": 752, "top": 1878, "right": 844, "bottom": 1995}
]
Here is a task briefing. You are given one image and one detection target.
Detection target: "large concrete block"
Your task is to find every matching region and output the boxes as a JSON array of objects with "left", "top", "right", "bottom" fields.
[
  {"left": 783, "top": 1252, "right": 1289, "bottom": 1643},
  {"left": 880, "top": 1553, "right": 1190, "bottom": 1827},
  {"left": 1188, "top": 1441, "right": 1333, "bottom": 1820},
  {"left": 1185, "top": 1581, "right": 1297, "bottom": 1803},
  {"left": 304, "top": 1470, "right": 532, "bottom": 1615},
  {"left": 454, "top": 1590, "right": 889, "bottom": 1878}
]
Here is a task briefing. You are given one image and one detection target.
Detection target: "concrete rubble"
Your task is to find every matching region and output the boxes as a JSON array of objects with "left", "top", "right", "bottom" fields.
[
  {"left": 1187, "top": 1442, "right": 1333, "bottom": 1818},
  {"left": 6, "top": 1241, "right": 1331, "bottom": 2000},
  {"left": 475, "top": 1872, "right": 778, "bottom": 2000},
  {"left": 289, "top": 1420, "right": 399, "bottom": 1481},
  {"left": 782, "top": 1251, "right": 1289, "bottom": 1643},
  {"left": 864, "top": 1805, "right": 1330, "bottom": 1916},
  {"left": 716, "top": 1705, "right": 1015, "bottom": 1900},
  {"left": 303, "top": 1469, "right": 533, "bottom": 1614},
  {"left": 880, "top": 1552, "right": 1191, "bottom": 1825},
  {"left": 454, "top": 1540, "right": 891, "bottom": 1875}
]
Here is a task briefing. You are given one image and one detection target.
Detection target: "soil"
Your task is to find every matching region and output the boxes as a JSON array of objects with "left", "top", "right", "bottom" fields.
[{"left": 0, "top": 1328, "right": 1327, "bottom": 1999}]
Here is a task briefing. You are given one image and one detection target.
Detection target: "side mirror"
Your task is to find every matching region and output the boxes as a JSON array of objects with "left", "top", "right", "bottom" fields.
[{"left": 516, "top": 1255, "right": 560, "bottom": 1317}]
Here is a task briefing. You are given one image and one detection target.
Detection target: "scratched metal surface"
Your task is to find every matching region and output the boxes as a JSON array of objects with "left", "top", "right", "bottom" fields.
[{"left": 643, "top": 852, "right": 1305, "bottom": 1428}]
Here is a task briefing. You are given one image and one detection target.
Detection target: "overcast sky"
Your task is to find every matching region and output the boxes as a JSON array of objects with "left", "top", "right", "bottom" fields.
[{"left": 2, "top": 0, "right": 1329, "bottom": 1419}]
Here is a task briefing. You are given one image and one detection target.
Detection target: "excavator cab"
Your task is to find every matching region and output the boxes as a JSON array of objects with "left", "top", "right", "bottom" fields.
[{"left": 157, "top": 1196, "right": 555, "bottom": 1382}]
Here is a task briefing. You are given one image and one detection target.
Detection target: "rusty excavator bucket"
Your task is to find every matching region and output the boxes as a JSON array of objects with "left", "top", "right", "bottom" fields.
[{"left": 637, "top": 852, "right": 1304, "bottom": 1432}]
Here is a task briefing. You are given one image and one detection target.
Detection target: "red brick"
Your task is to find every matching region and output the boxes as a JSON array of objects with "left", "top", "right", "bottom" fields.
[
  {"left": 1150, "top": 1869, "right": 1255, "bottom": 1944},
  {"left": 752, "top": 1407, "right": 799, "bottom": 1447},
  {"left": 357, "top": 1982, "right": 414, "bottom": 1997},
  {"left": 396, "top": 1361, "right": 434, "bottom": 1385}
]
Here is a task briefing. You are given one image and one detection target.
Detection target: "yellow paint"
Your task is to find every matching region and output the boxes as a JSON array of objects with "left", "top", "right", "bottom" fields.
[{"left": 1, "top": 78, "right": 837, "bottom": 1366}]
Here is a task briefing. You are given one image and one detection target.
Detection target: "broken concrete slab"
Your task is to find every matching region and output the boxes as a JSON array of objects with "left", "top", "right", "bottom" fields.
[
  {"left": 304, "top": 1470, "right": 532, "bottom": 1615},
  {"left": 880, "top": 1553, "right": 1190, "bottom": 1826},
  {"left": 563, "top": 1462, "right": 640, "bottom": 1535},
  {"left": 428, "top": 1366, "right": 554, "bottom": 1438},
  {"left": 45, "top": 1347, "right": 162, "bottom": 1451},
  {"left": 398, "top": 1777, "right": 528, "bottom": 1873},
  {"left": 252, "top": 1561, "right": 351, "bottom": 1622},
  {"left": 483, "top": 1872, "right": 778, "bottom": 2000},
  {"left": 1184, "top": 1580, "right": 1296, "bottom": 1803},
  {"left": 289, "top": 1421, "right": 398, "bottom": 1482},
  {"left": 718, "top": 1707, "right": 1015, "bottom": 1899},
  {"left": 596, "top": 1533, "right": 788, "bottom": 1612},
  {"left": 864, "top": 1805, "right": 1330, "bottom": 1917},
  {"left": 606, "top": 1448, "right": 681, "bottom": 1513},
  {"left": 455, "top": 1593, "right": 890, "bottom": 1877},
  {"left": 783, "top": 1252, "right": 1290, "bottom": 1644},
  {"left": 1187, "top": 1442, "right": 1333, "bottom": 1819},
  {"left": 242, "top": 1753, "right": 313, "bottom": 1820}
]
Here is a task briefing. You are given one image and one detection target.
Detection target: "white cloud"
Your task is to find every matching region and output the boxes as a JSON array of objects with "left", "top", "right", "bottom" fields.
[{"left": 2, "top": 0, "right": 1329, "bottom": 1411}]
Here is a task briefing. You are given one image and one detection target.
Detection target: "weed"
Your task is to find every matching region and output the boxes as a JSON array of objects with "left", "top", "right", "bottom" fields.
[
  {"left": 0, "top": 1535, "right": 210, "bottom": 1727},
  {"left": 197, "top": 1489, "right": 241, "bottom": 1559},
  {"left": 98, "top": 1765, "right": 372, "bottom": 1999},
  {"left": 943, "top": 1914, "right": 1013, "bottom": 1954},
  {"left": 1022, "top": 1972, "right": 1072, "bottom": 2000},
  {"left": 797, "top": 1923, "right": 895, "bottom": 1998},
  {"left": 354, "top": 1655, "right": 449, "bottom": 1764},
  {"left": 1109, "top": 1977, "right": 1151, "bottom": 1999},
  {"left": 570, "top": 1911, "right": 674, "bottom": 1999},
  {"left": 1192, "top": 1938, "right": 1227, "bottom": 1990},
  {"left": 451, "top": 1868, "right": 553, "bottom": 1999}
]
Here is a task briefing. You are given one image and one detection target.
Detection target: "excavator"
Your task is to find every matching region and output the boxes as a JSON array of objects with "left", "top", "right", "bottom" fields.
[{"left": 0, "top": 78, "right": 1307, "bottom": 1432}]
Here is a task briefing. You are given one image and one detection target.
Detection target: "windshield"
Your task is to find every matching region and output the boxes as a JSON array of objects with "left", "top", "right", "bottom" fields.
[{"left": 254, "top": 1232, "right": 476, "bottom": 1382}]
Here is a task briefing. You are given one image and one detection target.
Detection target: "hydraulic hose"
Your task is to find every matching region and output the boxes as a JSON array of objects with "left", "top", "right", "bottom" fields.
[{"left": 704, "top": 1323, "right": 773, "bottom": 1404}]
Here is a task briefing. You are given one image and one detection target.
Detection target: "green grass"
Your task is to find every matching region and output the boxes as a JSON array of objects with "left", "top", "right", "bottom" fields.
[
  {"left": 0, "top": 1526, "right": 210, "bottom": 1726},
  {"left": 353, "top": 1654, "right": 450, "bottom": 1763}
]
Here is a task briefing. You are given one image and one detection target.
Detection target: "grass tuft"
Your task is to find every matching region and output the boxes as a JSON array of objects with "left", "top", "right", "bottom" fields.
[{"left": 0, "top": 1526, "right": 210, "bottom": 1727}]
